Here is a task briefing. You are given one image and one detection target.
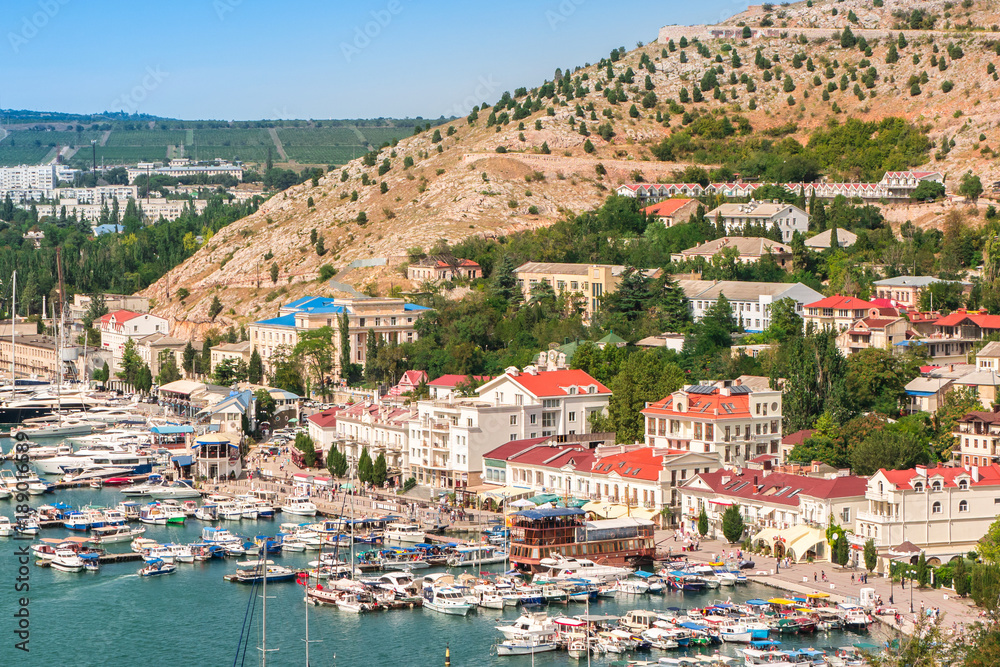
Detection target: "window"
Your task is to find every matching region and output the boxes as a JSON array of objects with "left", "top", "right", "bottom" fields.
[
  {"left": 931, "top": 481, "right": 942, "bottom": 492},
  {"left": 841, "top": 508, "right": 851, "bottom": 523},
  {"left": 542, "top": 412, "right": 556, "bottom": 428},
  {"left": 530, "top": 414, "right": 537, "bottom": 425},
  {"left": 568, "top": 411, "right": 576, "bottom": 423},
  {"left": 958, "top": 479, "right": 969, "bottom": 490},
  {"left": 959, "top": 500, "right": 969, "bottom": 513},
  {"left": 913, "top": 482, "right": 923, "bottom": 492},
  {"left": 542, "top": 399, "right": 560, "bottom": 408},
  {"left": 509, "top": 415, "right": 518, "bottom": 426},
  {"left": 932, "top": 501, "right": 942, "bottom": 514}
]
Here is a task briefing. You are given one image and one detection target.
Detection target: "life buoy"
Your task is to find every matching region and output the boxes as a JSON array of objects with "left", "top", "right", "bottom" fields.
[{"left": 14, "top": 430, "right": 27, "bottom": 441}]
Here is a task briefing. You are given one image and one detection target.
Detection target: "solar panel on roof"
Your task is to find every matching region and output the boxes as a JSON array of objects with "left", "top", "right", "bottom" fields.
[
  {"left": 722, "top": 404, "right": 734, "bottom": 414},
  {"left": 774, "top": 486, "right": 791, "bottom": 496},
  {"left": 730, "top": 385, "right": 752, "bottom": 394},
  {"left": 698, "top": 403, "right": 712, "bottom": 413},
  {"left": 788, "top": 489, "right": 803, "bottom": 498},
  {"left": 686, "top": 385, "right": 717, "bottom": 394}
]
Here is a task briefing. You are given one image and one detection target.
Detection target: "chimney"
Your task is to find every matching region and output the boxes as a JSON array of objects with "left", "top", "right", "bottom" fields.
[
  {"left": 721, "top": 475, "right": 730, "bottom": 485},
  {"left": 972, "top": 466, "right": 980, "bottom": 482},
  {"left": 915, "top": 465, "right": 927, "bottom": 478}
]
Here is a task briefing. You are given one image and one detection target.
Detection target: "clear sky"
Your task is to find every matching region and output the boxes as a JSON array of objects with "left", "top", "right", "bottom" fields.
[{"left": 1, "top": 0, "right": 749, "bottom": 120}]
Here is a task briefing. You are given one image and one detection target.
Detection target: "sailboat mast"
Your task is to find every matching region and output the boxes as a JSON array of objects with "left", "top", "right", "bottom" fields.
[
  {"left": 9, "top": 271, "right": 15, "bottom": 400},
  {"left": 261, "top": 550, "right": 267, "bottom": 667},
  {"left": 56, "top": 248, "right": 65, "bottom": 423}
]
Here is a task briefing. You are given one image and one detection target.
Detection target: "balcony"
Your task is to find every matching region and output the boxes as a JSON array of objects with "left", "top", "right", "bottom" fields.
[{"left": 857, "top": 511, "right": 895, "bottom": 524}]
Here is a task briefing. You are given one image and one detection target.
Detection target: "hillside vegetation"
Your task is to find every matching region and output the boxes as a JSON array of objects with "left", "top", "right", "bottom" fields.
[{"left": 144, "top": 0, "right": 1000, "bottom": 339}]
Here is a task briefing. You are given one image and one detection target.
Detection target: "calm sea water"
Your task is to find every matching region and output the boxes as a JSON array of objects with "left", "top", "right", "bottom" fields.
[{"left": 0, "top": 461, "right": 888, "bottom": 666}]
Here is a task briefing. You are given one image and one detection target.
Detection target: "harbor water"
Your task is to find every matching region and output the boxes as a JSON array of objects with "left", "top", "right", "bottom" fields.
[{"left": 0, "top": 461, "right": 890, "bottom": 666}]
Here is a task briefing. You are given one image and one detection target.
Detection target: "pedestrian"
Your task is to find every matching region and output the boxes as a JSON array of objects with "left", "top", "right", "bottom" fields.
[
  {"left": 814, "top": 572, "right": 817, "bottom": 582},
  {"left": 851, "top": 574, "right": 855, "bottom": 585},
  {"left": 821, "top": 570, "right": 827, "bottom": 582}
]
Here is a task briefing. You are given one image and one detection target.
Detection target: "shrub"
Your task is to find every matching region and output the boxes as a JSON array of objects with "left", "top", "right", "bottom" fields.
[{"left": 318, "top": 265, "right": 337, "bottom": 281}]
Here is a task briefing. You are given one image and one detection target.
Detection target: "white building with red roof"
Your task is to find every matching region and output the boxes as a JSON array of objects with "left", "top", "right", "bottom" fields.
[
  {"left": 858, "top": 463, "right": 1000, "bottom": 561},
  {"left": 427, "top": 374, "right": 494, "bottom": 400},
  {"left": 405, "top": 367, "right": 611, "bottom": 490},
  {"left": 802, "top": 295, "right": 880, "bottom": 332},
  {"left": 679, "top": 467, "right": 868, "bottom": 560},
  {"left": 640, "top": 198, "right": 699, "bottom": 227},
  {"left": 98, "top": 309, "right": 169, "bottom": 373},
  {"left": 331, "top": 401, "right": 415, "bottom": 477},
  {"left": 835, "top": 315, "right": 910, "bottom": 356},
  {"left": 641, "top": 379, "right": 783, "bottom": 466}
]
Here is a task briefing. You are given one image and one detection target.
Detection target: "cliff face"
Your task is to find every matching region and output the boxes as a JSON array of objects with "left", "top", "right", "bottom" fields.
[{"left": 147, "top": 0, "right": 1000, "bottom": 338}]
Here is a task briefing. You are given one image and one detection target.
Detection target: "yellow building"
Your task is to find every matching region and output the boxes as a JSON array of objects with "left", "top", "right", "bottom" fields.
[{"left": 514, "top": 262, "right": 660, "bottom": 323}]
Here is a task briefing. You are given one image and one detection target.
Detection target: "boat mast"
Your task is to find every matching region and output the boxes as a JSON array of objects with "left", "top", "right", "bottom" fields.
[
  {"left": 9, "top": 271, "right": 14, "bottom": 401},
  {"left": 55, "top": 248, "right": 65, "bottom": 426},
  {"left": 258, "top": 549, "right": 277, "bottom": 666}
]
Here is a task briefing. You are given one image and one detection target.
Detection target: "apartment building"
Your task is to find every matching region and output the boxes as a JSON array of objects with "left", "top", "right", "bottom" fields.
[
  {"left": 640, "top": 198, "right": 699, "bottom": 227},
  {"left": 406, "top": 368, "right": 611, "bottom": 489},
  {"left": 514, "top": 262, "right": 661, "bottom": 323},
  {"left": 98, "top": 310, "right": 169, "bottom": 373},
  {"left": 406, "top": 255, "right": 481, "bottom": 283},
  {"left": 135, "top": 333, "right": 188, "bottom": 379},
  {"left": 249, "top": 296, "right": 431, "bottom": 376},
  {"left": 704, "top": 201, "right": 809, "bottom": 243},
  {"left": 679, "top": 280, "right": 823, "bottom": 333},
  {"left": 333, "top": 401, "right": 415, "bottom": 476},
  {"left": 0, "top": 333, "right": 79, "bottom": 380},
  {"left": 835, "top": 316, "right": 909, "bottom": 356},
  {"left": 210, "top": 341, "right": 253, "bottom": 374},
  {"left": 70, "top": 294, "right": 150, "bottom": 321},
  {"left": 125, "top": 162, "right": 244, "bottom": 183},
  {"left": 641, "top": 380, "right": 783, "bottom": 465},
  {"left": 802, "top": 295, "right": 880, "bottom": 332},
  {"left": 872, "top": 276, "right": 970, "bottom": 308},
  {"left": 856, "top": 463, "right": 1000, "bottom": 561},
  {"left": 671, "top": 237, "right": 793, "bottom": 268},
  {"left": 954, "top": 410, "right": 1000, "bottom": 467}
]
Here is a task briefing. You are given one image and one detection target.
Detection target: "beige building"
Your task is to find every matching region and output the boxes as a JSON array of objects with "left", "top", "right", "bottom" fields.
[
  {"left": 98, "top": 310, "right": 170, "bottom": 373},
  {"left": 136, "top": 333, "right": 188, "bottom": 380},
  {"left": 0, "top": 334, "right": 79, "bottom": 380},
  {"left": 802, "top": 295, "right": 880, "bottom": 332},
  {"left": 70, "top": 294, "right": 151, "bottom": 321},
  {"left": 210, "top": 341, "right": 253, "bottom": 374},
  {"left": 872, "top": 276, "right": 970, "bottom": 308},
  {"left": 406, "top": 255, "right": 481, "bottom": 283},
  {"left": 835, "top": 316, "right": 909, "bottom": 356},
  {"left": 515, "top": 262, "right": 660, "bottom": 323},
  {"left": 670, "top": 237, "right": 793, "bottom": 269},
  {"left": 249, "top": 296, "right": 431, "bottom": 376}
]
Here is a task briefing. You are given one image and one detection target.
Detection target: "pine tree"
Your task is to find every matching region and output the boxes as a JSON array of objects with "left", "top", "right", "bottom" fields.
[
  {"left": 698, "top": 507, "right": 709, "bottom": 536},
  {"left": 364, "top": 330, "right": 380, "bottom": 385},
  {"left": 357, "top": 447, "right": 373, "bottom": 483},
  {"left": 208, "top": 295, "right": 223, "bottom": 321},
  {"left": 954, "top": 557, "right": 970, "bottom": 596},
  {"left": 270, "top": 262, "right": 279, "bottom": 284},
  {"left": 248, "top": 349, "right": 263, "bottom": 384},
  {"left": 864, "top": 539, "right": 878, "bottom": 572},
  {"left": 338, "top": 313, "right": 352, "bottom": 382},
  {"left": 372, "top": 452, "right": 387, "bottom": 487},
  {"left": 916, "top": 551, "right": 929, "bottom": 587},
  {"left": 721, "top": 504, "right": 745, "bottom": 544}
]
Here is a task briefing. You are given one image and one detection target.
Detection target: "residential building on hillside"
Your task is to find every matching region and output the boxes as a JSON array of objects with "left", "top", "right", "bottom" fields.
[
  {"left": 427, "top": 374, "right": 494, "bottom": 399},
  {"left": 704, "top": 201, "right": 809, "bottom": 242},
  {"left": 640, "top": 198, "right": 699, "bottom": 226},
  {"left": 953, "top": 371, "right": 1000, "bottom": 410},
  {"left": 333, "top": 401, "right": 415, "bottom": 477},
  {"left": 954, "top": 410, "right": 1000, "bottom": 466},
  {"left": 480, "top": 433, "right": 615, "bottom": 486},
  {"left": 406, "top": 255, "right": 481, "bottom": 283},
  {"left": 670, "top": 237, "right": 793, "bottom": 269},
  {"left": 804, "top": 228, "right": 857, "bottom": 250},
  {"left": 386, "top": 370, "right": 428, "bottom": 398},
  {"left": 70, "top": 294, "right": 150, "bottom": 320},
  {"left": 901, "top": 310, "right": 1000, "bottom": 365},
  {"left": 678, "top": 280, "right": 824, "bottom": 333},
  {"left": 406, "top": 368, "right": 611, "bottom": 489},
  {"left": 98, "top": 310, "right": 169, "bottom": 373},
  {"left": 835, "top": 316, "right": 909, "bottom": 356},
  {"left": 125, "top": 161, "right": 244, "bottom": 183},
  {"left": 249, "top": 296, "right": 432, "bottom": 376},
  {"left": 641, "top": 380, "right": 783, "bottom": 465},
  {"left": 210, "top": 341, "right": 253, "bottom": 375},
  {"left": 135, "top": 333, "right": 188, "bottom": 380},
  {"left": 0, "top": 334, "right": 79, "bottom": 381},
  {"left": 514, "top": 262, "right": 661, "bottom": 323},
  {"left": 780, "top": 429, "right": 814, "bottom": 462},
  {"left": 977, "top": 341, "right": 1000, "bottom": 370},
  {"left": 802, "top": 295, "right": 879, "bottom": 332},
  {"left": 856, "top": 463, "right": 1000, "bottom": 561},
  {"left": 679, "top": 468, "right": 868, "bottom": 560},
  {"left": 636, "top": 332, "right": 687, "bottom": 352},
  {"left": 904, "top": 376, "right": 955, "bottom": 414},
  {"left": 872, "top": 276, "right": 970, "bottom": 308}
]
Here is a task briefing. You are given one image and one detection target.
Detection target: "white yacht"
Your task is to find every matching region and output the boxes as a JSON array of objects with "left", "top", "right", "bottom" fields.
[
  {"left": 49, "top": 549, "right": 87, "bottom": 573},
  {"left": 90, "top": 525, "right": 146, "bottom": 544},
  {"left": 536, "top": 555, "right": 631, "bottom": 582},
  {"left": 0, "top": 516, "right": 14, "bottom": 536},
  {"left": 423, "top": 587, "right": 474, "bottom": 616},
  {"left": 280, "top": 496, "right": 317, "bottom": 516},
  {"left": 384, "top": 522, "right": 424, "bottom": 544},
  {"left": 147, "top": 482, "right": 201, "bottom": 500}
]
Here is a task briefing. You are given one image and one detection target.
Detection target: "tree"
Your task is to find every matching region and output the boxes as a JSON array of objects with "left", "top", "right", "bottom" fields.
[
  {"left": 371, "top": 452, "right": 388, "bottom": 487},
  {"left": 82, "top": 293, "right": 107, "bottom": 328},
  {"left": 294, "top": 432, "right": 317, "bottom": 468},
  {"left": 488, "top": 254, "right": 522, "bottom": 307},
  {"left": 357, "top": 446, "right": 373, "bottom": 483},
  {"left": 94, "top": 360, "right": 110, "bottom": 383},
  {"left": 591, "top": 351, "right": 685, "bottom": 443},
  {"left": 269, "top": 348, "right": 305, "bottom": 396},
  {"left": 337, "top": 312, "right": 354, "bottom": 382},
  {"left": 954, "top": 557, "right": 970, "bottom": 597},
  {"left": 916, "top": 551, "right": 929, "bottom": 588},
  {"left": 911, "top": 180, "right": 945, "bottom": 201},
  {"left": 864, "top": 538, "right": 877, "bottom": 573},
  {"left": 213, "top": 357, "right": 249, "bottom": 386},
  {"left": 698, "top": 507, "right": 709, "bottom": 537},
  {"left": 294, "top": 326, "right": 335, "bottom": 399},
  {"left": 254, "top": 388, "right": 276, "bottom": 432},
  {"left": 980, "top": 516, "right": 1000, "bottom": 565},
  {"left": 327, "top": 445, "right": 348, "bottom": 477},
  {"left": 156, "top": 349, "right": 182, "bottom": 385},
  {"left": 845, "top": 348, "right": 904, "bottom": 415},
  {"left": 849, "top": 427, "right": 930, "bottom": 476},
  {"left": 270, "top": 262, "right": 279, "bottom": 284},
  {"left": 248, "top": 348, "right": 263, "bottom": 384},
  {"left": 116, "top": 338, "right": 143, "bottom": 387},
  {"left": 721, "top": 504, "right": 745, "bottom": 544},
  {"left": 768, "top": 297, "right": 803, "bottom": 342},
  {"left": 886, "top": 42, "right": 899, "bottom": 63},
  {"left": 182, "top": 341, "right": 197, "bottom": 375},
  {"left": 208, "top": 295, "right": 223, "bottom": 321},
  {"left": 960, "top": 171, "right": 984, "bottom": 202},
  {"left": 583, "top": 139, "right": 595, "bottom": 153},
  {"left": 134, "top": 364, "right": 153, "bottom": 394}
]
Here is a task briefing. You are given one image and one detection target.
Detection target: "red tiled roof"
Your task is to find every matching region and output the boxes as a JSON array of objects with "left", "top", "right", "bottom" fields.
[
  {"left": 879, "top": 464, "right": 1000, "bottom": 490},
  {"left": 781, "top": 429, "right": 814, "bottom": 446},
  {"left": 691, "top": 469, "right": 867, "bottom": 505},
  {"left": 642, "top": 198, "right": 695, "bottom": 217},
  {"left": 307, "top": 409, "right": 338, "bottom": 428},
  {"left": 482, "top": 437, "right": 552, "bottom": 462},
  {"left": 99, "top": 309, "right": 142, "bottom": 325},
  {"left": 503, "top": 369, "right": 611, "bottom": 397},
  {"left": 805, "top": 295, "right": 877, "bottom": 310},
  {"left": 427, "top": 374, "right": 494, "bottom": 388},
  {"left": 505, "top": 443, "right": 594, "bottom": 470},
  {"left": 958, "top": 411, "right": 1000, "bottom": 425},
  {"left": 859, "top": 317, "right": 898, "bottom": 328},
  {"left": 642, "top": 389, "right": 751, "bottom": 418},
  {"left": 589, "top": 447, "right": 668, "bottom": 481},
  {"left": 934, "top": 310, "right": 1000, "bottom": 329}
]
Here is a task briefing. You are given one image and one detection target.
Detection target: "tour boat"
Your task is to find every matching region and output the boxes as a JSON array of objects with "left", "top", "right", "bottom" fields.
[
  {"left": 422, "top": 586, "right": 474, "bottom": 616},
  {"left": 280, "top": 496, "right": 318, "bottom": 516},
  {"left": 384, "top": 522, "right": 424, "bottom": 544},
  {"left": 139, "top": 558, "right": 177, "bottom": 577},
  {"left": 49, "top": 548, "right": 87, "bottom": 573},
  {"left": 90, "top": 525, "right": 146, "bottom": 544}
]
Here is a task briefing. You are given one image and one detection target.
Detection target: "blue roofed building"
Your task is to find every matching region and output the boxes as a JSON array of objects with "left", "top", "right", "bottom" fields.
[{"left": 249, "top": 295, "right": 432, "bottom": 379}]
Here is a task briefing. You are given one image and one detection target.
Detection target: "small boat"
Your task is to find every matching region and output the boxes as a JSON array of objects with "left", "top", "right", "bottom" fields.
[
  {"left": 194, "top": 503, "right": 219, "bottom": 522},
  {"left": 80, "top": 552, "right": 100, "bottom": 572},
  {"left": 843, "top": 609, "right": 872, "bottom": 631},
  {"left": 0, "top": 516, "right": 14, "bottom": 537},
  {"left": 228, "top": 560, "right": 298, "bottom": 583},
  {"left": 496, "top": 612, "right": 555, "bottom": 640},
  {"left": 49, "top": 548, "right": 87, "bottom": 572},
  {"left": 496, "top": 635, "right": 558, "bottom": 656},
  {"left": 384, "top": 522, "right": 424, "bottom": 544},
  {"left": 139, "top": 558, "right": 177, "bottom": 577},
  {"left": 147, "top": 481, "right": 201, "bottom": 500},
  {"left": 90, "top": 525, "right": 146, "bottom": 545},
  {"left": 423, "top": 586, "right": 474, "bottom": 615},
  {"left": 280, "top": 496, "right": 318, "bottom": 516}
]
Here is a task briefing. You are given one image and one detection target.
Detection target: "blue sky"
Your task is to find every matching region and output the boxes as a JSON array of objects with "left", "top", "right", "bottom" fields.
[{"left": 1, "top": 0, "right": 749, "bottom": 120}]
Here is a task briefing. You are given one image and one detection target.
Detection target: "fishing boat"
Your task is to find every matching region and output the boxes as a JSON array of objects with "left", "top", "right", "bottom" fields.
[
  {"left": 281, "top": 495, "right": 318, "bottom": 516},
  {"left": 139, "top": 558, "right": 177, "bottom": 577}
]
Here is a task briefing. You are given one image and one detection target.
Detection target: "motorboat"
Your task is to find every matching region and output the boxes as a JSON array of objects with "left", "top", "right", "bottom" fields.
[
  {"left": 139, "top": 558, "right": 177, "bottom": 577},
  {"left": 496, "top": 612, "right": 556, "bottom": 640},
  {"left": 843, "top": 608, "right": 872, "bottom": 631},
  {"left": 147, "top": 481, "right": 201, "bottom": 500},
  {"left": 422, "top": 586, "right": 474, "bottom": 615},
  {"left": 384, "top": 522, "right": 424, "bottom": 544},
  {"left": 201, "top": 527, "right": 244, "bottom": 548},
  {"left": 445, "top": 544, "right": 508, "bottom": 567},
  {"left": 217, "top": 501, "right": 244, "bottom": 521},
  {"left": 90, "top": 525, "right": 146, "bottom": 545},
  {"left": 49, "top": 548, "right": 87, "bottom": 573},
  {"left": 612, "top": 578, "right": 650, "bottom": 595},
  {"left": 228, "top": 560, "right": 298, "bottom": 583},
  {"left": 194, "top": 503, "right": 219, "bottom": 522},
  {"left": 280, "top": 496, "right": 318, "bottom": 516},
  {"left": 165, "top": 544, "right": 195, "bottom": 564},
  {"left": 537, "top": 554, "right": 631, "bottom": 582},
  {"left": 0, "top": 516, "right": 14, "bottom": 537},
  {"left": 496, "top": 634, "right": 558, "bottom": 656}
]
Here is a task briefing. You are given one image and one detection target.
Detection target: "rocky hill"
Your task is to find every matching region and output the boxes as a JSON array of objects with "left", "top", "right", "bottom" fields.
[{"left": 144, "top": 0, "right": 1000, "bottom": 339}]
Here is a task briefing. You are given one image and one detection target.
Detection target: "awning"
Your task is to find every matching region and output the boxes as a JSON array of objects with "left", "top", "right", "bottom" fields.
[
  {"left": 708, "top": 498, "right": 733, "bottom": 506},
  {"left": 171, "top": 455, "right": 193, "bottom": 466},
  {"left": 768, "top": 598, "right": 796, "bottom": 605},
  {"left": 477, "top": 485, "right": 532, "bottom": 502}
]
